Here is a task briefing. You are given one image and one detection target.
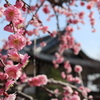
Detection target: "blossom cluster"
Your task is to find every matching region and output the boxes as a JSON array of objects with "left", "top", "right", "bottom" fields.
[{"left": 0, "top": 0, "right": 99, "bottom": 100}]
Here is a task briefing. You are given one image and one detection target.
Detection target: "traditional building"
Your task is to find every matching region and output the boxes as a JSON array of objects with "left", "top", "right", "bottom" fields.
[{"left": 23, "top": 35, "right": 100, "bottom": 87}]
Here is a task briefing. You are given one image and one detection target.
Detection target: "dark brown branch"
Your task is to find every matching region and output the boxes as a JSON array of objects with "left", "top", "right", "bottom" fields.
[
  {"left": 5, "top": 0, "right": 11, "bottom": 5},
  {"left": 53, "top": 7, "right": 60, "bottom": 32},
  {"left": 25, "top": 0, "right": 45, "bottom": 29},
  {"left": 21, "top": 0, "right": 31, "bottom": 9}
]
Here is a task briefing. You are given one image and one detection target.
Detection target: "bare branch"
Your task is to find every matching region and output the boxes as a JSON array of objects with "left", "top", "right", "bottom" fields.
[{"left": 17, "top": 91, "right": 34, "bottom": 100}]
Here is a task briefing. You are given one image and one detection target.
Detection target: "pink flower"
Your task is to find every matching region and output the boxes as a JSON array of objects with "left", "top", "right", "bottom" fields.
[
  {"left": 27, "top": 29, "right": 39, "bottom": 36},
  {"left": 0, "top": 72, "right": 8, "bottom": 80},
  {"left": 5, "top": 80, "right": 15, "bottom": 91},
  {"left": 74, "top": 77, "right": 81, "bottom": 84},
  {"left": 64, "top": 61, "right": 72, "bottom": 73},
  {"left": 8, "top": 33, "right": 26, "bottom": 50},
  {"left": 54, "top": 89, "right": 59, "bottom": 94},
  {"left": 33, "top": 29, "right": 39, "bottom": 35},
  {"left": 70, "top": 95, "right": 80, "bottom": 100},
  {"left": 0, "top": 88, "right": 4, "bottom": 95},
  {"left": 20, "top": 73, "right": 28, "bottom": 83},
  {"left": 86, "top": 3, "right": 93, "bottom": 9},
  {"left": 80, "top": 1, "right": 85, "bottom": 6},
  {"left": 40, "top": 42, "right": 47, "bottom": 47},
  {"left": 66, "top": 74, "right": 73, "bottom": 82},
  {"left": 74, "top": 65, "right": 82, "bottom": 73},
  {"left": 39, "top": 26, "right": 48, "bottom": 33},
  {"left": 38, "top": 75, "right": 48, "bottom": 85},
  {"left": 4, "top": 24, "right": 17, "bottom": 32},
  {"left": 64, "top": 86, "right": 73, "bottom": 94},
  {"left": 15, "top": 0, "right": 24, "bottom": 8},
  {"left": 61, "top": 72, "right": 66, "bottom": 79},
  {"left": 26, "top": 30, "right": 34, "bottom": 36},
  {"left": 29, "top": 19, "right": 40, "bottom": 27},
  {"left": 4, "top": 65, "right": 21, "bottom": 80},
  {"left": 66, "top": 26, "right": 74, "bottom": 33},
  {"left": 43, "top": 5, "right": 50, "bottom": 14},
  {"left": 7, "top": 48, "right": 20, "bottom": 62},
  {"left": 26, "top": 38, "right": 32, "bottom": 45},
  {"left": 28, "top": 77, "right": 39, "bottom": 86},
  {"left": 18, "top": 53, "right": 30, "bottom": 68},
  {"left": 62, "top": 97, "right": 69, "bottom": 100},
  {"left": 54, "top": 63, "right": 59, "bottom": 69},
  {"left": 4, "top": 93, "right": 16, "bottom": 100},
  {"left": 28, "top": 75, "right": 48, "bottom": 86},
  {"left": 50, "top": 30, "right": 57, "bottom": 37},
  {"left": 79, "top": 11, "right": 85, "bottom": 19},
  {"left": 4, "top": 5, "right": 21, "bottom": 21},
  {"left": 73, "top": 43, "right": 80, "bottom": 55}
]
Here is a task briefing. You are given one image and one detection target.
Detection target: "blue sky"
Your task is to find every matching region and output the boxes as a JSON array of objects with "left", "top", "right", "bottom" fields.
[{"left": 0, "top": 0, "right": 100, "bottom": 61}]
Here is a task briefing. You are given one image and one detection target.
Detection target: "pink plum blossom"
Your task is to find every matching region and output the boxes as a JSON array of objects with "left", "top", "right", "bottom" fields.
[
  {"left": 4, "top": 5, "right": 21, "bottom": 21},
  {"left": 43, "top": 5, "right": 50, "bottom": 14},
  {"left": 15, "top": 0, "right": 24, "bottom": 8},
  {"left": 4, "top": 24, "right": 17, "bottom": 32},
  {"left": 0, "top": 88, "right": 4, "bottom": 95},
  {"left": 20, "top": 73, "right": 28, "bottom": 83},
  {"left": 18, "top": 53, "right": 30, "bottom": 68},
  {"left": 4, "top": 93, "right": 16, "bottom": 100},
  {"left": 39, "top": 26, "right": 49, "bottom": 33},
  {"left": 29, "top": 19, "right": 40, "bottom": 27},
  {"left": 62, "top": 97, "right": 69, "bottom": 100},
  {"left": 8, "top": 33, "right": 26, "bottom": 50},
  {"left": 38, "top": 75, "right": 48, "bottom": 85},
  {"left": 74, "top": 77, "right": 81, "bottom": 84},
  {"left": 40, "top": 41, "right": 47, "bottom": 47},
  {"left": 66, "top": 74, "right": 74, "bottom": 82},
  {"left": 73, "top": 43, "right": 80, "bottom": 55},
  {"left": 4, "top": 65, "right": 22, "bottom": 80},
  {"left": 28, "top": 75, "right": 48, "bottom": 86},
  {"left": 5, "top": 80, "right": 15, "bottom": 91},
  {"left": 70, "top": 95, "right": 80, "bottom": 100},
  {"left": 74, "top": 65, "right": 82, "bottom": 73},
  {"left": 63, "top": 86, "right": 73, "bottom": 94},
  {"left": 0, "top": 72, "right": 8, "bottom": 80},
  {"left": 64, "top": 61, "right": 72, "bottom": 73},
  {"left": 61, "top": 72, "right": 66, "bottom": 79},
  {"left": 7, "top": 48, "right": 20, "bottom": 62}
]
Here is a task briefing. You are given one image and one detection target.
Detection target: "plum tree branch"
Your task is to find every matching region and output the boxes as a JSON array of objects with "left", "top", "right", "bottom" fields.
[{"left": 48, "top": 78, "right": 87, "bottom": 99}]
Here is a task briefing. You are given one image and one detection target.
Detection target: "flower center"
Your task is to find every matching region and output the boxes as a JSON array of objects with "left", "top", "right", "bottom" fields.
[
  {"left": 9, "top": 11, "right": 14, "bottom": 17},
  {"left": 14, "top": 39, "right": 19, "bottom": 44}
]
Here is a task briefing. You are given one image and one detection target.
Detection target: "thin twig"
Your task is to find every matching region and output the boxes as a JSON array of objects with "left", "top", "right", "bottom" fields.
[
  {"left": 25, "top": 0, "right": 46, "bottom": 28},
  {"left": 53, "top": 7, "right": 60, "bottom": 32},
  {"left": 11, "top": 21, "right": 16, "bottom": 34},
  {"left": 5, "top": 0, "right": 11, "bottom": 5},
  {"left": 17, "top": 91, "right": 34, "bottom": 100},
  {"left": 41, "top": 86, "right": 59, "bottom": 98},
  {"left": 0, "top": 58, "right": 6, "bottom": 67}
]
